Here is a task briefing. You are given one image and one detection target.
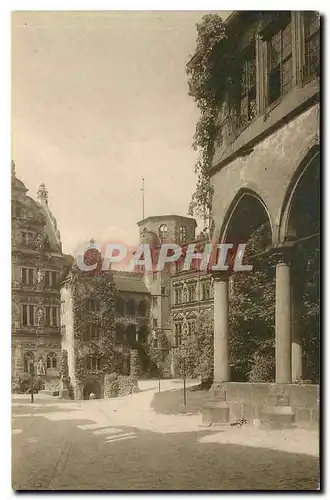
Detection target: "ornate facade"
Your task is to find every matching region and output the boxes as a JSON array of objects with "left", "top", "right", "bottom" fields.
[{"left": 11, "top": 163, "right": 68, "bottom": 386}]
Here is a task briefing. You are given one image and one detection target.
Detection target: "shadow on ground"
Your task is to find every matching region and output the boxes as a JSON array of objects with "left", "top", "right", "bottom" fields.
[
  {"left": 12, "top": 406, "right": 320, "bottom": 491},
  {"left": 151, "top": 386, "right": 209, "bottom": 415}
]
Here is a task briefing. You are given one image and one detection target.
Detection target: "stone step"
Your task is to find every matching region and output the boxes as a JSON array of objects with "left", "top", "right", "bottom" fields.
[
  {"left": 261, "top": 405, "right": 296, "bottom": 429},
  {"left": 202, "top": 401, "right": 230, "bottom": 425}
]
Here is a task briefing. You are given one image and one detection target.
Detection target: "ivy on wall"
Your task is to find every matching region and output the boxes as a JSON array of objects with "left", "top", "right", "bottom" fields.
[
  {"left": 186, "top": 14, "right": 228, "bottom": 230},
  {"left": 69, "top": 253, "right": 120, "bottom": 384}
]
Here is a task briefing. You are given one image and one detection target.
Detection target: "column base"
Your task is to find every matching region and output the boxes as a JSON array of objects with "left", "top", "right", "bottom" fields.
[
  {"left": 261, "top": 393, "right": 296, "bottom": 429},
  {"left": 202, "top": 401, "right": 230, "bottom": 425},
  {"left": 202, "top": 381, "right": 229, "bottom": 425}
]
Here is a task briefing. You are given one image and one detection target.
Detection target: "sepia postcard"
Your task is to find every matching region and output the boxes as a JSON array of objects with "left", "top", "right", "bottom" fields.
[{"left": 11, "top": 9, "right": 320, "bottom": 491}]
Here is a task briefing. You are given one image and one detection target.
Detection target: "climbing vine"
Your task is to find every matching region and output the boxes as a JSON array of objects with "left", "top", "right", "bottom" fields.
[
  {"left": 187, "top": 14, "right": 228, "bottom": 230},
  {"left": 69, "top": 251, "right": 119, "bottom": 383}
]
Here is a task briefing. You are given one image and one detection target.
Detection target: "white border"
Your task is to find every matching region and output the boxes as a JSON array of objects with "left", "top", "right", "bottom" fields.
[{"left": 2, "top": 3, "right": 327, "bottom": 498}]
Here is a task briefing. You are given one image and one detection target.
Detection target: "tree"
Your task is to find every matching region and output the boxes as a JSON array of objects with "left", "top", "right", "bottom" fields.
[
  {"left": 174, "top": 310, "right": 214, "bottom": 384},
  {"left": 70, "top": 248, "right": 120, "bottom": 383}
]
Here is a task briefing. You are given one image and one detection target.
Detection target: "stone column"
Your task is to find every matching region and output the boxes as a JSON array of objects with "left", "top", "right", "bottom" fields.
[
  {"left": 275, "top": 253, "right": 292, "bottom": 383},
  {"left": 213, "top": 272, "right": 230, "bottom": 383},
  {"left": 291, "top": 271, "right": 303, "bottom": 382},
  {"left": 203, "top": 271, "right": 230, "bottom": 424}
]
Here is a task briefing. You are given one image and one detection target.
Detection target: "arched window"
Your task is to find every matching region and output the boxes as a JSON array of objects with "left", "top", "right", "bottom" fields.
[
  {"left": 179, "top": 225, "right": 187, "bottom": 243},
  {"left": 126, "top": 299, "right": 136, "bottom": 316},
  {"left": 159, "top": 224, "right": 168, "bottom": 241},
  {"left": 23, "top": 351, "right": 34, "bottom": 374},
  {"left": 47, "top": 352, "right": 57, "bottom": 369},
  {"left": 138, "top": 300, "right": 147, "bottom": 317},
  {"left": 116, "top": 297, "right": 125, "bottom": 316}
]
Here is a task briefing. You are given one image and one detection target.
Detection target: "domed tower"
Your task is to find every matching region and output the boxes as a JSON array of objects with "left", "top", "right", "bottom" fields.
[{"left": 137, "top": 215, "right": 197, "bottom": 366}]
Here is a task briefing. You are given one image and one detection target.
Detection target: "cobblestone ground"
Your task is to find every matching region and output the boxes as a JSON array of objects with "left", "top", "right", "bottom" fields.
[{"left": 12, "top": 381, "right": 320, "bottom": 491}]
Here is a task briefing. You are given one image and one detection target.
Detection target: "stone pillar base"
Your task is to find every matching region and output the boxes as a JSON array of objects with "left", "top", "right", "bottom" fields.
[
  {"left": 202, "top": 382, "right": 229, "bottom": 425},
  {"left": 59, "top": 389, "right": 70, "bottom": 399},
  {"left": 202, "top": 401, "right": 230, "bottom": 425},
  {"left": 261, "top": 405, "right": 296, "bottom": 429}
]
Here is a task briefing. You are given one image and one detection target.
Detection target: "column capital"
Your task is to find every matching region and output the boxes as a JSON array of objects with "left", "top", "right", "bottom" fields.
[
  {"left": 269, "top": 245, "right": 295, "bottom": 266},
  {"left": 210, "top": 270, "right": 229, "bottom": 282}
]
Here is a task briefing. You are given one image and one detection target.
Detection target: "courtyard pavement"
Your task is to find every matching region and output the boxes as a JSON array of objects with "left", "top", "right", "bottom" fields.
[{"left": 12, "top": 379, "right": 320, "bottom": 491}]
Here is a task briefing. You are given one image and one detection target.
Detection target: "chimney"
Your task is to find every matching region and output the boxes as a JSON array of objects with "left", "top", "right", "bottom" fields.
[{"left": 37, "top": 183, "right": 48, "bottom": 206}]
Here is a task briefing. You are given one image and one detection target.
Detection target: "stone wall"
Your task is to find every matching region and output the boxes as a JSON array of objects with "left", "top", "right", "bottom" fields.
[
  {"left": 214, "top": 382, "right": 319, "bottom": 429},
  {"left": 104, "top": 374, "right": 139, "bottom": 398}
]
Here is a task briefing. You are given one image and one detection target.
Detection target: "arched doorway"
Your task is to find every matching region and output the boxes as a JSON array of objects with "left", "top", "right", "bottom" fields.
[
  {"left": 220, "top": 191, "right": 274, "bottom": 383},
  {"left": 282, "top": 150, "right": 320, "bottom": 382},
  {"left": 82, "top": 379, "right": 102, "bottom": 400}
]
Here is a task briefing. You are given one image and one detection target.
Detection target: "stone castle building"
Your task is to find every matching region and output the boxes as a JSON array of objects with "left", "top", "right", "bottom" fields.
[
  {"left": 11, "top": 163, "right": 69, "bottom": 387},
  {"left": 190, "top": 11, "right": 320, "bottom": 426}
]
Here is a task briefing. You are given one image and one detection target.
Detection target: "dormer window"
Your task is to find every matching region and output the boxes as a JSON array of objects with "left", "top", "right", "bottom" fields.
[
  {"left": 179, "top": 225, "right": 187, "bottom": 243},
  {"left": 159, "top": 224, "right": 168, "bottom": 241},
  {"left": 266, "top": 15, "right": 293, "bottom": 105},
  {"left": 304, "top": 12, "right": 320, "bottom": 79},
  {"left": 238, "top": 50, "right": 257, "bottom": 127}
]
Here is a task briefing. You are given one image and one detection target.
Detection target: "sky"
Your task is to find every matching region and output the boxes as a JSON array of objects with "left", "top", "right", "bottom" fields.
[{"left": 12, "top": 10, "right": 230, "bottom": 255}]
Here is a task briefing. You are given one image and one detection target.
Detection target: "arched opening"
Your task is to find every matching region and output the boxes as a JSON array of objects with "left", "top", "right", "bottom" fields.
[
  {"left": 24, "top": 351, "right": 34, "bottom": 374},
  {"left": 115, "top": 324, "right": 126, "bottom": 344},
  {"left": 222, "top": 192, "right": 274, "bottom": 383},
  {"left": 138, "top": 324, "right": 148, "bottom": 344},
  {"left": 46, "top": 352, "right": 57, "bottom": 370},
  {"left": 126, "top": 324, "right": 137, "bottom": 346},
  {"left": 116, "top": 297, "right": 125, "bottom": 316},
  {"left": 138, "top": 300, "right": 147, "bottom": 317},
  {"left": 126, "top": 299, "right": 136, "bottom": 316},
  {"left": 82, "top": 379, "right": 102, "bottom": 400},
  {"left": 284, "top": 152, "right": 320, "bottom": 382}
]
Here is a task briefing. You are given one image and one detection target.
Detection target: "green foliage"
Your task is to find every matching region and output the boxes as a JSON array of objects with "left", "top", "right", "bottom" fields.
[
  {"left": 174, "top": 311, "right": 214, "bottom": 383},
  {"left": 147, "top": 331, "right": 171, "bottom": 376},
  {"left": 187, "top": 14, "right": 227, "bottom": 227},
  {"left": 70, "top": 253, "right": 119, "bottom": 383}
]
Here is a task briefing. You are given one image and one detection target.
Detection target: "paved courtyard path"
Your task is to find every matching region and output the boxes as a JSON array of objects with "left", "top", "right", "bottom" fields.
[{"left": 12, "top": 380, "right": 319, "bottom": 491}]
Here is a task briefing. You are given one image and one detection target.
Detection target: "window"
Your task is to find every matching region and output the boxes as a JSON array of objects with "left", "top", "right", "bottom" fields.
[
  {"left": 115, "top": 326, "right": 125, "bottom": 344},
  {"left": 174, "top": 323, "right": 182, "bottom": 347},
  {"left": 44, "top": 306, "right": 59, "bottom": 327},
  {"left": 161, "top": 286, "right": 166, "bottom": 295},
  {"left": 138, "top": 300, "right": 147, "bottom": 317},
  {"left": 84, "top": 323, "right": 100, "bottom": 341},
  {"left": 47, "top": 352, "right": 57, "bottom": 369},
  {"left": 61, "top": 300, "right": 65, "bottom": 314},
  {"left": 87, "top": 298, "right": 100, "bottom": 312},
  {"left": 153, "top": 318, "right": 158, "bottom": 328},
  {"left": 153, "top": 338, "right": 159, "bottom": 349},
  {"left": 21, "top": 231, "right": 34, "bottom": 245},
  {"left": 126, "top": 299, "right": 136, "bottom": 316},
  {"left": 179, "top": 226, "right": 187, "bottom": 243},
  {"left": 267, "top": 16, "right": 293, "bottom": 104},
  {"left": 21, "top": 267, "right": 34, "bottom": 285},
  {"left": 174, "top": 288, "right": 182, "bottom": 305},
  {"left": 116, "top": 297, "right": 125, "bottom": 316},
  {"left": 61, "top": 325, "right": 66, "bottom": 336},
  {"left": 44, "top": 270, "right": 58, "bottom": 288},
  {"left": 21, "top": 305, "right": 35, "bottom": 326},
  {"left": 152, "top": 297, "right": 158, "bottom": 308},
  {"left": 89, "top": 356, "right": 101, "bottom": 371},
  {"left": 188, "top": 284, "right": 196, "bottom": 302},
  {"left": 238, "top": 51, "right": 257, "bottom": 127},
  {"left": 159, "top": 224, "right": 168, "bottom": 241},
  {"left": 202, "top": 282, "right": 210, "bottom": 300},
  {"left": 188, "top": 321, "right": 195, "bottom": 336},
  {"left": 23, "top": 352, "right": 34, "bottom": 374},
  {"left": 304, "top": 12, "right": 320, "bottom": 78}
]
